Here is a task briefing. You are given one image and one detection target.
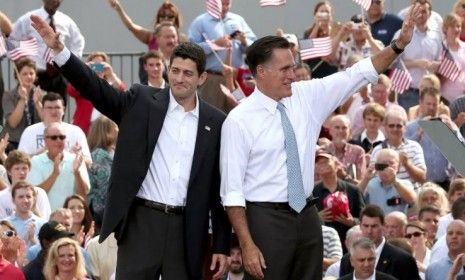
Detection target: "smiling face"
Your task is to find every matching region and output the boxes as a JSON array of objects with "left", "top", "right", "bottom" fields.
[
  {"left": 56, "top": 244, "right": 77, "bottom": 274},
  {"left": 256, "top": 48, "right": 295, "bottom": 101},
  {"left": 18, "top": 66, "right": 36, "bottom": 90},
  {"left": 168, "top": 57, "right": 206, "bottom": 103},
  {"left": 13, "top": 187, "right": 35, "bottom": 215},
  {"left": 67, "top": 198, "right": 85, "bottom": 225},
  {"left": 44, "top": 124, "right": 66, "bottom": 158}
]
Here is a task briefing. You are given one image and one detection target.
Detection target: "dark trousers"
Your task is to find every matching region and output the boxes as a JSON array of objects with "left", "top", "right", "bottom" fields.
[
  {"left": 244, "top": 204, "right": 323, "bottom": 280},
  {"left": 115, "top": 203, "right": 198, "bottom": 280}
]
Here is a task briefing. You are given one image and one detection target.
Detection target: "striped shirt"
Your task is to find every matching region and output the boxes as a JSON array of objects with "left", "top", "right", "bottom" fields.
[{"left": 322, "top": 225, "right": 343, "bottom": 260}]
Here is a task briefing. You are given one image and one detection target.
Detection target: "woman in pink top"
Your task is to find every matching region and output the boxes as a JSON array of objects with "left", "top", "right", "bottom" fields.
[{"left": 440, "top": 13, "right": 465, "bottom": 102}]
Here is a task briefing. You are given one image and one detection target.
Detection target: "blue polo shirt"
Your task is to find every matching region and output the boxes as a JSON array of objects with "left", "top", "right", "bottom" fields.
[
  {"left": 370, "top": 13, "right": 403, "bottom": 46},
  {"left": 365, "top": 176, "right": 414, "bottom": 214}
]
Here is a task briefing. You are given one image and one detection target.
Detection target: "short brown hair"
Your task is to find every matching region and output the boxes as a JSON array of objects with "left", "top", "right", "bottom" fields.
[
  {"left": 419, "top": 87, "right": 440, "bottom": 102},
  {"left": 142, "top": 50, "right": 164, "bottom": 65},
  {"left": 11, "top": 181, "right": 35, "bottom": 200},
  {"left": 363, "top": 103, "right": 386, "bottom": 121},
  {"left": 13, "top": 57, "right": 36, "bottom": 80},
  {"left": 361, "top": 204, "right": 385, "bottom": 225},
  {"left": 4, "top": 150, "right": 31, "bottom": 171},
  {"left": 449, "top": 179, "right": 465, "bottom": 196}
]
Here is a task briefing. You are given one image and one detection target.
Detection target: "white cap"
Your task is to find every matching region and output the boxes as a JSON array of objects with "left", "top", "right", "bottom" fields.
[{"left": 283, "top": 33, "right": 298, "bottom": 46}]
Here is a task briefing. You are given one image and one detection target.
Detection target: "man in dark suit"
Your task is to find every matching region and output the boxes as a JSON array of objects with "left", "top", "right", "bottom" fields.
[
  {"left": 338, "top": 237, "right": 397, "bottom": 280},
  {"left": 30, "top": 15, "right": 230, "bottom": 280},
  {"left": 339, "top": 205, "right": 420, "bottom": 280}
]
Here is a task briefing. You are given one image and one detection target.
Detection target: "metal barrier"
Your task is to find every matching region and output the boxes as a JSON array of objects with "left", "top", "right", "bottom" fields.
[{"left": 1, "top": 51, "right": 145, "bottom": 122}]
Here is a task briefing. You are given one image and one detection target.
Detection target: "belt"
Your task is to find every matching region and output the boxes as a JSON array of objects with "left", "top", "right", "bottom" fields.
[
  {"left": 134, "top": 197, "right": 185, "bottom": 215},
  {"left": 206, "top": 70, "right": 223, "bottom": 76},
  {"left": 246, "top": 196, "right": 319, "bottom": 213}
]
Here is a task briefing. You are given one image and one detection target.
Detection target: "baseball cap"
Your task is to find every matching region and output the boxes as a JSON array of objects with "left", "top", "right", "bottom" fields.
[
  {"left": 315, "top": 149, "right": 333, "bottom": 161},
  {"left": 39, "top": 221, "right": 74, "bottom": 241}
]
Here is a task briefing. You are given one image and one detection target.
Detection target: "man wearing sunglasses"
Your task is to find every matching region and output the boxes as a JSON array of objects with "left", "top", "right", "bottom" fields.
[
  {"left": 370, "top": 110, "right": 427, "bottom": 187},
  {"left": 27, "top": 122, "right": 90, "bottom": 211},
  {"left": 359, "top": 148, "right": 416, "bottom": 215}
]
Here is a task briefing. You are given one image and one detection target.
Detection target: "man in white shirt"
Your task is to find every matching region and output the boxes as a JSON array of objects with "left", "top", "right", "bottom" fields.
[
  {"left": 220, "top": 5, "right": 422, "bottom": 280},
  {"left": 9, "top": 0, "right": 85, "bottom": 104},
  {"left": 27, "top": 122, "right": 90, "bottom": 210},
  {"left": 0, "top": 150, "right": 51, "bottom": 219},
  {"left": 18, "top": 92, "right": 91, "bottom": 166}
]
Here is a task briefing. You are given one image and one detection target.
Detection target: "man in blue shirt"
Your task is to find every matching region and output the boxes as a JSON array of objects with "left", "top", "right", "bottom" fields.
[
  {"left": 367, "top": 0, "right": 403, "bottom": 46},
  {"left": 188, "top": 0, "right": 256, "bottom": 112}
]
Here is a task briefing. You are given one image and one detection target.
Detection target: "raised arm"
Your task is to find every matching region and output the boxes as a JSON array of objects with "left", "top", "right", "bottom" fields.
[{"left": 108, "top": 0, "right": 152, "bottom": 45}]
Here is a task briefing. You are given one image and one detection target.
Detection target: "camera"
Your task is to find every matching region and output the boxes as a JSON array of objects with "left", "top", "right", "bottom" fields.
[
  {"left": 90, "top": 63, "right": 104, "bottom": 73},
  {"left": 316, "top": 12, "right": 329, "bottom": 20},
  {"left": 386, "top": 197, "right": 402, "bottom": 206},
  {"left": 229, "top": 30, "right": 241, "bottom": 39},
  {"left": 374, "top": 163, "right": 389, "bottom": 171}
]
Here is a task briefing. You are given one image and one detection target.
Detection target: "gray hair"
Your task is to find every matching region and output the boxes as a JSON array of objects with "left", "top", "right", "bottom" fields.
[{"left": 350, "top": 237, "right": 376, "bottom": 255}]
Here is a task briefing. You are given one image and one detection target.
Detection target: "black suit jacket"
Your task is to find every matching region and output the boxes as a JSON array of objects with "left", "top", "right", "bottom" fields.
[
  {"left": 339, "top": 243, "right": 420, "bottom": 280},
  {"left": 59, "top": 54, "right": 231, "bottom": 278},
  {"left": 338, "top": 271, "right": 398, "bottom": 280}
]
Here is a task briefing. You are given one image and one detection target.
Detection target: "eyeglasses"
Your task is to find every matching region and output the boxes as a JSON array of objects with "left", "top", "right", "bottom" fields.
[
  {"left": 46, "top": 135, "right": 66, "bottom": 141},
  {"left": 387, "top": 123, "right": 403, "bottom": 129},
  {"left": 1, "top": 230, "right": 16, "bottom": 238},
  {"left": 159, "top": 15, "right": 175, "bottom": 20},
  {"left": 405, "top": 232, "right": 423, "bottom": 238}
]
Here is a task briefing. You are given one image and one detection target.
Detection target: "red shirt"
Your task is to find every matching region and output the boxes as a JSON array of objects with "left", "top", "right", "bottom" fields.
[{"left": 0, "top": 257, "right": 25, "bottom": 279}]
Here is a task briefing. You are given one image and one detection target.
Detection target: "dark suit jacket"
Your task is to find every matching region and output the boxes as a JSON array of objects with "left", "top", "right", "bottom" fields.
[
  {"left": 338, "top": 271, "right": 398, "bottom": 280},
  {"left": 339, "top": 243, "right": 420, "bottom": 280},
  {"left": 59, "top": 54, "right": 231, "bottom": 278}
]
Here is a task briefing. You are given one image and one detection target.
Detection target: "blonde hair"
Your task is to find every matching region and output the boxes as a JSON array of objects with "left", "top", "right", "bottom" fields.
[
  {"left": 419, "top": 74, "right": 441, "bottom": 92},
  {"left": 453, "top": 1, "right": 465, "bottom": 15},
  {"left": 86, "top": 51, "right": 109, "bottom": 63},
  {"left": 87, "top": 116, "right": 118, "bottom": 151},
  {"left": 443, "top": 13, "right": 463, "bottom": 35},
  {"left": 418, "top": 182, "right": 449, "bottom": 215},
  {"left": 43, "top": 238, "right": 87, "bottom": 279}
]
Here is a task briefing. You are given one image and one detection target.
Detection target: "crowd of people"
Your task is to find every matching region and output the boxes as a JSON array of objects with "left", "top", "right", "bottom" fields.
[{"left": 1, "top": 0, "right": 465, "bottom": 279}]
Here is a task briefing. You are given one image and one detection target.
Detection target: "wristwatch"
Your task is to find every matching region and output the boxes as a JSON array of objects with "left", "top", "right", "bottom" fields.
[{"left": 390, "top": 39, "right": 404, "bottom": 55}]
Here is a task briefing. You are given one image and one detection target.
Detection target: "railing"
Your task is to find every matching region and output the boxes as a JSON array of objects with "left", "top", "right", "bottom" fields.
[{"left": 1, "top": 51, "right": 145, "bottom": 122}]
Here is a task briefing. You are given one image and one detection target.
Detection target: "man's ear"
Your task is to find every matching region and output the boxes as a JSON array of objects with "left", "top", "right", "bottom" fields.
[{"left": 198, "top": 71, "right": 208, "bottom": 87}]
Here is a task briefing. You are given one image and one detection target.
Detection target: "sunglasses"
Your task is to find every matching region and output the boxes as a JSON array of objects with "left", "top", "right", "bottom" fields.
[
  {"left": 405, "top": 232, "right": 423, "bottom": 239},
  {"left": 387, "top": 123, "right": 403, "bottom": 129},
  {"left": 2, "top": 230, "right": 16, "bottom": 238},
  {"left": 159, "top": 15, "right": 175, "bottom": 20},
  {"left": 374, "top": 163, "right": 389, "bottom": 171},
  {"left": 46, "top": 135, "right": 66, "bottom": 141},
  {"left": 371, "top": 0, "right": 382, "bottom": 5}
]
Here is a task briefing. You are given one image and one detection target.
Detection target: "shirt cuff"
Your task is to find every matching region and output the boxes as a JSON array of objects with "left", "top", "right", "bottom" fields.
[
  {"left": 358, "top": 58, "right": 379, "bottom": 85},
  {"left": 221, "top": 191, "right": 246, "bottom": 207},
  {"left": 53, "top": 47, "right": 71, "bottom": 67}
]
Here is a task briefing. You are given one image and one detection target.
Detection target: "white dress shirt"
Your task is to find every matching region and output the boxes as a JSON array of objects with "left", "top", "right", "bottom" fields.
[
  {"left": 137, "top": 91, "right": 199, "bottom": 206},
  {"left": 220, "top": 58, "right": 378, "bottom": 207},
  {"left": 353, "top": 272, "right": 376, "bottom": 280},
  {"left": 375, "top": 237, "right": 386, "bottom": 267},
  {"left": 10, "top": 7, "right": 85, "bottom": 70}
]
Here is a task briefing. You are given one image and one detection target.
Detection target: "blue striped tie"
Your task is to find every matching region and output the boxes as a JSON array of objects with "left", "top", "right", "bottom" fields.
[{"left": 276, "top": 102, "right": 307, "bottom": 213}]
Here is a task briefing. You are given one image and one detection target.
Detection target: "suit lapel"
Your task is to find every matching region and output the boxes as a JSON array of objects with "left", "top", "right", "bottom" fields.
[
  {"left": 147, "top": 88, "right": 170, "bottom": 160},
  {"left": 188, "top": 100, "right": 212, "bottom": 186}
]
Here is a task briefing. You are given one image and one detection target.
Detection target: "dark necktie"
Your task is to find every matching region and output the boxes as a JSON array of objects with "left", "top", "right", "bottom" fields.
[{"left": 46, "top": 14, "right": 58, "bottom": 76}]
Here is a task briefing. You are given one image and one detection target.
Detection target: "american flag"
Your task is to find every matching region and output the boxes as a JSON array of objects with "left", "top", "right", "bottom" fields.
[
  {"left": 438, "top": 45, "right": 462, "bottom": 82},
  {"left": 43, "top": 47, "right": 54, "bottom": 64},
  {"left": 6, "top": 38, "right": 38, "bottom": 61},
  {"left": 206, "top": 0, "right": 222, "bottom": 20},
  {"left": 299, "top": 37, "right": 332, "bottom": 60},
  {"left": 352, "top": 0, "right": 371, "bottom": 10},
  {"left": 389, "top": 59, "right": 412, "bottom": 94},
  {"left": 0, "top": 36, "right": 6, "bottom": 57},
  {"left": 260, "top": 0, "right": 286, "bottom": 7}
]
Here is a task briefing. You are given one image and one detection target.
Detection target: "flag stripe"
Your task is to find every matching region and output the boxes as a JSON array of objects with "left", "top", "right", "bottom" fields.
[
  {"left": 352, "top": 0, "right": 371, "bottom": 10},
  {"left": 438, "top": 48, "right": 462, "bottom": 82},
  {"left": 0, "top": 36, "right": 6, "bottom": 57},
  {"left": 299, "top": 37, "right": 332, "bottom": 60},
  {"left": 6, "top": 38, "right": 38, "bottom": 61},
  {"left": 389, "top": 59, "right": 412, "bottom": 94},
  {"left": 206, "top": 0, "right": 222, "bottom": 20},
  {"left": 260, "top": 0, "right": 286, "bottom": 7}
]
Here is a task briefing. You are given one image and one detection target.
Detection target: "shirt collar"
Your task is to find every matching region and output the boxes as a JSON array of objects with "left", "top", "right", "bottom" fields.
[
  {"left": 361, "top": 130, "right": 385, "bottom": 143},
  {"left": 254, "top": 88, "right": 280, "bottom": 115},
  {"left": 167, "top": 90, "right": 199, "bottom": 118},
  {"left": 375, "top": 237, "right": 385, "bottom": 263},
  {"left": 353, "top": 272, "right": 376, "bottom": 280},
  {"left": 148, "top": 80, "right": 166, "bottom": 89}
]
